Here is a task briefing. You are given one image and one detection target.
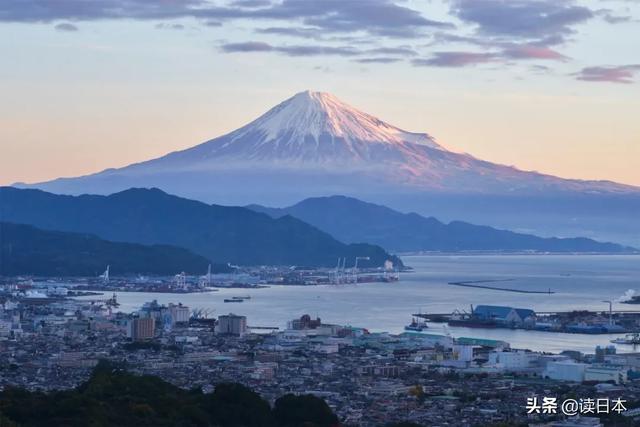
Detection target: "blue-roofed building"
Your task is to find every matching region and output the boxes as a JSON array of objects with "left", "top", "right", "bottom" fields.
[
  {"left": 473, "top": 305, "right": 536, "bottom": 327},
  {"left": 516, "top": 308, "right": 536, "bottom": 321}
]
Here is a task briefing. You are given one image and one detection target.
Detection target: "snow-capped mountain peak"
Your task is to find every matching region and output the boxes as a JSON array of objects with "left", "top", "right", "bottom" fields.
[{"left": 238, "top": 90, "right": 440, "bottom": 149}]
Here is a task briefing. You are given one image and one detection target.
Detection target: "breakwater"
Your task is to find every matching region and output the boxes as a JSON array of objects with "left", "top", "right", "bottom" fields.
[{"left": 448, "top": 279, "right": 555, "bottom": 294}]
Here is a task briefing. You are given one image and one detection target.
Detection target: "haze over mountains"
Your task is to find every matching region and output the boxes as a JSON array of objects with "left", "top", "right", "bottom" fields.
[
  {"left": 249, "top": 196, "right": 634, "bottom": 254},
  {"left": 17, "top": 91, "right": 640, "bottom": 246},
  {"left": 0, "top": 187, "right": 399, "bottom": 269}
]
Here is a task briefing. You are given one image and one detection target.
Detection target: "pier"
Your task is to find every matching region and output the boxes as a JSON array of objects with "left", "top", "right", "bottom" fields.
[{"left": 412, "top": 307, "right": 640, "bottom": 335}]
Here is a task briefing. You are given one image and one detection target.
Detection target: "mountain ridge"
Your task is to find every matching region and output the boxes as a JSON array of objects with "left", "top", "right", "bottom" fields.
[
  {"left": 0, "top": 186, "right": 401, "bottom": 268},
  {"left": 247, "top": 195, "right": 636, "bottom": 253}
]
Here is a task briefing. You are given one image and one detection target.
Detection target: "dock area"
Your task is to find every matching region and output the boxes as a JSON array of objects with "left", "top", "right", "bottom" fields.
[{"left": 413, "top": 305, "right": 640, "bottom": 335}]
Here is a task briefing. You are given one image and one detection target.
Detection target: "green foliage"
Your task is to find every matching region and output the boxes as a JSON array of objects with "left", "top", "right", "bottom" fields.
[
  {"left": 205, "top": 383, "right": 274, "bottom": 427},
  {"left": 0, "top": 411, "right": 18, "bottom": 427},
  {"left": 273, "top": 394, "right": 339, "bottom": 427},
  {"left": 0, "top": 362, "right": 339, "bottom": 427}
]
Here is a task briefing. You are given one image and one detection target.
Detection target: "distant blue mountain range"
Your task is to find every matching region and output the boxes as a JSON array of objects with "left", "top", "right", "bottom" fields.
[
  {"left": 248, "top": 195, "right": 636, "bottom": 253},
  {"left": 0, "top": 187, "right": 400, "bottom": 268}
]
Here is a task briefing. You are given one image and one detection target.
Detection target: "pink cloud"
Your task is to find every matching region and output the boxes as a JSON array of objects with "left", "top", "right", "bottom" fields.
[
  {"left": 502, "top": 45, "right": 567, "bottom": 61},
  {"left": 413, "top": 51, "right": 497, "bottom": 67},
  {"left": 576, "top": 65, "right": 640, "bottom": 84}
]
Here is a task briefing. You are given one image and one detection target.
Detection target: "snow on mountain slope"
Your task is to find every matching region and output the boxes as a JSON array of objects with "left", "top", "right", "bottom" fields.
[
  {"left": 145, "top": 90, "right": 443, "bottom": 167},
  {"left": 24, "top": 90, "right": 639, "bottom": 198},
  {"left": 242, "top": 91, "right": 442, "bottom": 147}
]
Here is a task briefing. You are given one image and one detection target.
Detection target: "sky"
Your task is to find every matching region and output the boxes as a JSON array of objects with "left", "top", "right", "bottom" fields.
[{"left": 1, "top": 0, "right": 639, "bottom": 186}]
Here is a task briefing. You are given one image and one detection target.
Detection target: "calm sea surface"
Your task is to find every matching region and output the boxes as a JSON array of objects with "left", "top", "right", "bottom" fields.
[{"left": 80, "top": 255, "right": 640, "bottom": 354}]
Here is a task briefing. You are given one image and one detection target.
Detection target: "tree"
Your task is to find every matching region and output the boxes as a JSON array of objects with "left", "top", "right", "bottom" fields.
[
  {"left": 205, "top": 383, "right": 274, "bottom": 427},
  {"left": 0, "top": 363, "right": 340, "bottom": 427},
  {"left": 273, "top": 394, "right": 339, "bottom": 427}
]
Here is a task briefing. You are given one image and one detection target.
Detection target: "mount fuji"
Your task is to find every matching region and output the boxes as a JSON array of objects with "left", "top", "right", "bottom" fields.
[{"left": 19, "top": 91, "right": 640, "bottom": 246}]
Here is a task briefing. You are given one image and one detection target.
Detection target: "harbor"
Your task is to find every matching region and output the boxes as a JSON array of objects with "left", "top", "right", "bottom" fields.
[
  {"left": 12, "top": 255, "right": 640, "bottom": 354},
  {"left": 414, "top": 304, "right": 640, "bottom": 334}
]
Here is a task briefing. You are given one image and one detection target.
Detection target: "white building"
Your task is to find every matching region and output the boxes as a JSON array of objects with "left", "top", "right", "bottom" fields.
[
  {"left": 584, "top": 365, "right": 627, "bottom": 384},
  {"left": 605, "top": 353, "right": 640, "bottom": 369},
  {"left": 216, "top": 313, "right": 247, "bottom": 336},
  {"left": 453, "top": 344, "right": 475, "bottom": 362},
  {"left": 488, "top": 350, "right": 541, "bottom": 371},
  {"left": 543, "top": 361, "right": 587, "bottom": 382},
  {"left": 168, "top": 303, "right": 190, "bottom": 324}
]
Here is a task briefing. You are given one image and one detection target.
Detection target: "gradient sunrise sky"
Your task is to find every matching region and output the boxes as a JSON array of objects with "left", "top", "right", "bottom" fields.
[{"left": 1, "top": 0, "right": 639, "bottom": 186}]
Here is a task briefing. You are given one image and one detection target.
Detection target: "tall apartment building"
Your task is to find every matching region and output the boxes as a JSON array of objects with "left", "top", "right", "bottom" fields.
[{"left": 127, "top": 317, "right": 155, "bottom": 341}]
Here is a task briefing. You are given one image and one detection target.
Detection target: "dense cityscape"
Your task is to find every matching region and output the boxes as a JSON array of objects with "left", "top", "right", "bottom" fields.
[{"left": 1, "top": 276, "right": 640, "bottom": 427}]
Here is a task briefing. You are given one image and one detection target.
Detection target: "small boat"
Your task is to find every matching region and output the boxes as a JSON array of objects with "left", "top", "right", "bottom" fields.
[
  {"left": 224, "top": 298, "right": 243, "bottom": 303},
  {"left": 404, "top": 317, "right": 428, "bottom": 332},
  {"left": 232, "top": 296, "right": 251, "bottom": 300},
  {"left": 611, "top": 333, "right": 640, "bottom": 345}
]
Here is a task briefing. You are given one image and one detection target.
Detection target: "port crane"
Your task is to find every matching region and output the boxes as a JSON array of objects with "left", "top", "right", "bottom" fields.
[
  {"left": 333, "top": 257, "right": 348, "bottom": 284},
  {"left": 334, "top": 258, "right": 342, "bottom": 284},
  {"left": 99, "top": 265, "right": 110, "bottom": 284},
  {"left": 191, "top": 307, "right": 215, "bottom": 319},
  {"left": 352, "top": 256, "right": 370, "bottom": 283}
]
